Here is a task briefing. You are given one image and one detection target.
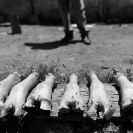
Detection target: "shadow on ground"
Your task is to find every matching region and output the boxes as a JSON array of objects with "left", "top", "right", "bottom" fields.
[{"left": 24, "top": 40, "right": 81, "bottom": 50}]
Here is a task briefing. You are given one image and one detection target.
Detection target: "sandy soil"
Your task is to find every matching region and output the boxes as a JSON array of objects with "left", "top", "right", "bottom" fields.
[{"left": 0, "top": 23, "right": 133, "bottom": 80}]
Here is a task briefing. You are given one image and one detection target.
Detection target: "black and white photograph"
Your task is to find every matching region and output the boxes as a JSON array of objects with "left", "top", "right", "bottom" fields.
[{"left": 0, "top": 0, "right": 133, "bottom": 132}]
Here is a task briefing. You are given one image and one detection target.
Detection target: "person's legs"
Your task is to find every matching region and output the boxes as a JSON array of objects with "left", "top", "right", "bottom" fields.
[
  {"left": 57, "top": 0, "right": 73, "bottom": 42},
  {"left": 70, "top": 0, "right": 91, "bottom": 44}
]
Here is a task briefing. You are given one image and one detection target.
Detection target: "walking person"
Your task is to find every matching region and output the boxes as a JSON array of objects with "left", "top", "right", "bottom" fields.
[{"left": 57, "top": 0, "right": 91, "bottom": 44}]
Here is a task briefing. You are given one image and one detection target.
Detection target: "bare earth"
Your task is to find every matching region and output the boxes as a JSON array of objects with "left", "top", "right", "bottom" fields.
[
  {"left": 1, "top": 23, "right": 133, "bottom": 132},
  {"left": 0, "top": 23, "right": 133, "bottom": 79}
]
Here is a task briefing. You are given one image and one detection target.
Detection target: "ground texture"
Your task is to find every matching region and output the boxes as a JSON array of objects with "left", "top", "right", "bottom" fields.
[
  {"left": 0, "top": 23, "right": 133, "bottom": 75},
  {"left": 1, "top": 23, "right": 133, "bottom": 133}
]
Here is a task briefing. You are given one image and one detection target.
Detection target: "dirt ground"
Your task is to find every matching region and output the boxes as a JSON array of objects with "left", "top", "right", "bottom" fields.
[
  {"left": 0, "top": 23, "right": 133, "bottom": 80},
  {"left": 1, "top": 23, "right": 133, "bottom": 133}
]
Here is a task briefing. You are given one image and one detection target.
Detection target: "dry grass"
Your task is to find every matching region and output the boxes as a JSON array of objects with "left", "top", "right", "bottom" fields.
[
  {"left": 125, "top": 68, "right": 133, "bottom": 82},
  {"left": 107, "top": 68, "right": 133, "bottom": 83},
  {"left": 0, "top": 60, "right": 90, "bottom": 84},
  {"left": 106, "top": 68, "right": 118, "bottom": 84},
  {"left": 35, "top": 59, "right": 67, "bottom": 85}
]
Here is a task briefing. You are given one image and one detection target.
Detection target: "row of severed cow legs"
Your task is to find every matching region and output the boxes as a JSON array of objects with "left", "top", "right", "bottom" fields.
[
  {"left": 0, "top": 69, "right": 133, "bottom": 121},
  {"left": 58, "top": 69, "right": 133, "bottom": 120}
]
